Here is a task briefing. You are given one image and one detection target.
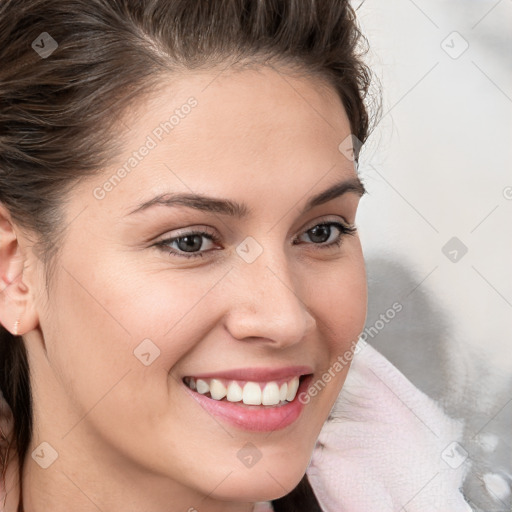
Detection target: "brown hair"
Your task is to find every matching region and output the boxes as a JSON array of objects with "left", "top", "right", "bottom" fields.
[{"left": 0, "top": 0, "right": 378, "bottom": 510}]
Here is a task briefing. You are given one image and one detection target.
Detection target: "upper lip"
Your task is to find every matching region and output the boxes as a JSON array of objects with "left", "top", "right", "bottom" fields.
[{"left": 184, "top": 366, "right": 313, "bottom": 382}]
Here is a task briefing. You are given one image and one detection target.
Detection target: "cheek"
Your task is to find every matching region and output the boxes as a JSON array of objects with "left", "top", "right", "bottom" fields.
[
  {"left": 316, "top": 243, "right": 367, "bottom": 351},
  {"left": 46, "top": 249, "right": 240, "bottom": 428},
  {"left": 59, "top": 251, "right": 228, "bottom": 361},
  {"left": 302, "top": 244, "right": 367, "bottom": 414},
  {"left": 41, "top": 256, "right": 229, "bottom": 480}
]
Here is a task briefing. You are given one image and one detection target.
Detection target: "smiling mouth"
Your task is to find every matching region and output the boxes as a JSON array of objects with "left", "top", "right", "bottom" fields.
[{"left": 183, "top": 375, "right": 309, "bottom": 407}]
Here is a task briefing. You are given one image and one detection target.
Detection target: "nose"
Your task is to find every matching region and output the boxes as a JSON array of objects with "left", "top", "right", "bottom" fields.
[{"left": 223, "top": 250, "right": 317, "bottom": 348}]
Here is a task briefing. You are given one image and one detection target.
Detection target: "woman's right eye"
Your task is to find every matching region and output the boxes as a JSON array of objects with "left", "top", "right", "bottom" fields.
[{"left": 154, "top": 229, "right": 221, "bottom": 259}]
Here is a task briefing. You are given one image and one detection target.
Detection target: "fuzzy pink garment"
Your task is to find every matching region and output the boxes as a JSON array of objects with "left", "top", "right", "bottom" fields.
[{"left": 306, "top": 341, "right": 472, "bottom": 512}]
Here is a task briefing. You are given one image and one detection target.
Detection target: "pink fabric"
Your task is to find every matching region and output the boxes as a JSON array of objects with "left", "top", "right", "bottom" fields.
[{"left": 306, "top": 341, "right": 472, "bottom": 512}]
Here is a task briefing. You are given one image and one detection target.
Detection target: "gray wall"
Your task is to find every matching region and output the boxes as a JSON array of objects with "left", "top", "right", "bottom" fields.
[{"left": 354, "top": 1, "right": 511, "bottom": 509}]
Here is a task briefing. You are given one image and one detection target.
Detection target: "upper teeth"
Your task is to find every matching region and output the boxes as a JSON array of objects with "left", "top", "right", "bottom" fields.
[{"left": 185, "top": 376, "right": 300, "bottom": 406}]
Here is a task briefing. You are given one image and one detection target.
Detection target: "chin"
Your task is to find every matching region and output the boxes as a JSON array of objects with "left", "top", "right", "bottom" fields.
[
  {"left": 208, "top": 454, "right": 310, "bottom": 503},
  {"left": 212, "top": 466, "right": 306, "bottom": 502}
]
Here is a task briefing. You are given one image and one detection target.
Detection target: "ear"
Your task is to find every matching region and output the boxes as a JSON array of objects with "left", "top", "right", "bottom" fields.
[{"left": 0, "top": 203, "right": 39, "bottom": 337}]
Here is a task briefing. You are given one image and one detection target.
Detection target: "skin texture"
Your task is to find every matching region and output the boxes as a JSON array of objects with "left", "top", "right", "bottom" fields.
[{"left": 0, "top": 65, "right": 367, "bottom": 512}]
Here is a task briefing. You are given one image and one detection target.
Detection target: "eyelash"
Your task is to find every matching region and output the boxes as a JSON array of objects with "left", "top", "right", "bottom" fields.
[{"left": 154, "top": 221, "right": 357, "bottom": 260}]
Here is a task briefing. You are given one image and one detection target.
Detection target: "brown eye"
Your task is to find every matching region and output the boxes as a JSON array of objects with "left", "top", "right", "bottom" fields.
[
  {"left": 155, "top": 229, "right": 221, "bottom": 259},
  {"left": 295, "top": 221, "right": 357, "bottom": 249}
]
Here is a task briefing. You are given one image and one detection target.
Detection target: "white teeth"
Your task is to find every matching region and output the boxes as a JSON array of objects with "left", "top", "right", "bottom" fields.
[
  {"left": 185, "top": 375, "right": 303, "bottom": 405},
  {"left": 226, "top": 381, "right": 243, "bottom": 402},
  {"left": 242, "top": 382, "right": 262, "bottom": 405},
  {"left": 261, "top": 382, "right": 280, "bottom": 406},
  {"left": 209, "top": 379, "right": 227, "bottom": 400},
  {"left": 279, "top": 382, "right": 288, "bottom": 402},
  {"left": 286, "top": 376, "right": 299, "bottom": 402},
  {"left": 196, "top": 379, "right": 209, "bottom": 395}
]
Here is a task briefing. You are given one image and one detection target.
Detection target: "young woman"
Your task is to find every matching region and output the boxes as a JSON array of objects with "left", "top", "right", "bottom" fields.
[{"left": 0, "top": 1, "right": 473, "bottom": 511}]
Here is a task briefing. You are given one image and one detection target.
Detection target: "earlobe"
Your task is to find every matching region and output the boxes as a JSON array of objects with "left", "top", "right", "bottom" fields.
[
  {"left": 0, "top": 204, "right": 40, "bottom": 337},
  {"left": 13, "top": 318, "right": 20, "bottom": 336}
]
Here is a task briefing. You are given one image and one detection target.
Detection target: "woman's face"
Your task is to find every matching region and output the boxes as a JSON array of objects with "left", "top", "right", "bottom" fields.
[{"left": 23, "top": 65, "right": 367, "bottom": 509}]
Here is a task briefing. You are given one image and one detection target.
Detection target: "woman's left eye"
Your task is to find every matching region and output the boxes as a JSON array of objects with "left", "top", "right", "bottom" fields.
[{"left": 154, "top": 221, "right": 357, "bottom": 260}]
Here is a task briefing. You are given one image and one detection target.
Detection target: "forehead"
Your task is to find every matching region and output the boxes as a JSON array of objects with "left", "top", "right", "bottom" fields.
[
  {"left": 73, "top": 65, "right": 357, "bottom": 221},
  {"left": 125, "top": 63, "right": 350, "bottom": 152}
]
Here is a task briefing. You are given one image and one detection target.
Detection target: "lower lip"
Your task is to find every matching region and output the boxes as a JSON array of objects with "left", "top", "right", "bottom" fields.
[{"left": 182, "top": 375, "right": 313, "bottom": 432}]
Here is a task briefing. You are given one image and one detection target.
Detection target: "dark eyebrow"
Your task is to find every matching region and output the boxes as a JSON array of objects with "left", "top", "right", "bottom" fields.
[{"left": 127, "top": 177, "right": 366, "bottom": 218}]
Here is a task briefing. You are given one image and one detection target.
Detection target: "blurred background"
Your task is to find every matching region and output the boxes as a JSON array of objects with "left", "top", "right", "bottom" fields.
[{"left": 352, "top": 0, "right": 512, "bottom": 510}]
